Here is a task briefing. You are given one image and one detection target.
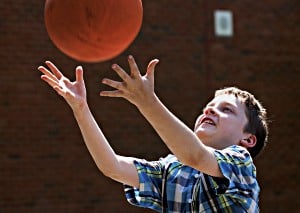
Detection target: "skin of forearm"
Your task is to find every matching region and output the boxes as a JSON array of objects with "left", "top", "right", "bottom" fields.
[{"left": 72, "top": 103, "right": 121, "bottom": 177}]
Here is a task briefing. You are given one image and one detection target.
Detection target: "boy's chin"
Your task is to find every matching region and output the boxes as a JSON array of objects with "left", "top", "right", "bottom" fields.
[
  {"left": 195, "top": 129, "right": 213, "bottom": 140},
  {"left": 195, "top": 132, "right": 219, "bottom": 148},
  {"left": 196, "top": 132, "right": 211, "bottom": 144}
]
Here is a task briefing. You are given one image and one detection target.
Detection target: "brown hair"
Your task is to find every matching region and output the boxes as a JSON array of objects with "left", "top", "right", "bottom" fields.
[{"left": 215, "top": 87, "right": 269, "bottom": 158}]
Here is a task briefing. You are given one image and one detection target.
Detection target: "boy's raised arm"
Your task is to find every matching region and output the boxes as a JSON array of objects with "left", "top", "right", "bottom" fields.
[
  {"left": 101, "top": 56, "right": 222, "bottom": 177},
  {"left": 38, "top": 61, "right": 139, "bottom": 188}
]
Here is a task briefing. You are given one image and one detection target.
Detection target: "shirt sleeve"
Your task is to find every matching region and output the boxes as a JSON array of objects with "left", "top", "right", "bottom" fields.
[
  {"left": 123, "top": 155, "right": 174, "bottom": 212},
  {"left": 214, "top": 145, "right": 260, "bottom": 209}
]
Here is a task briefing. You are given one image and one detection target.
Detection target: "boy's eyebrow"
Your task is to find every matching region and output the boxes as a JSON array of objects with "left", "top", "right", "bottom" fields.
[{"left": 205, "top": 101, "right": 237, "bottom": 109}]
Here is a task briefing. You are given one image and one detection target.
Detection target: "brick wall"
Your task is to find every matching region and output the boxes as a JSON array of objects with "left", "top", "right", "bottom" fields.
[{"left": 0, "top": 0, "right": 299, "bottom": 212}]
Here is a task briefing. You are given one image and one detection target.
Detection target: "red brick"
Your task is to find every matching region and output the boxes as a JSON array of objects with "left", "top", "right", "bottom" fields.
[{"left": 0, "top": 0, "right": 299, "bottom": 212}]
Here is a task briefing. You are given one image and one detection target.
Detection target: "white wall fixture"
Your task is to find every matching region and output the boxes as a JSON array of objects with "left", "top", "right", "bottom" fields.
[{"left": 214, "top": 10, "right": 233, "bottom": 37}]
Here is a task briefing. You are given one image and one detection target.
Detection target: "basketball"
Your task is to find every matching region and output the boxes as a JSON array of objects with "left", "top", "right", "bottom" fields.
[{"left": 44, "top": 0, "right": 143, "bottom": 63}]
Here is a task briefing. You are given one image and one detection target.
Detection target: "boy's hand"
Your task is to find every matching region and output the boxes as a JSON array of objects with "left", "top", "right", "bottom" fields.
[
  {"left": 38, "top": 61, "right": 87, "bottom": 111},
  {"left": 100, "top": 55, "right": 159, "bottom": 108}
]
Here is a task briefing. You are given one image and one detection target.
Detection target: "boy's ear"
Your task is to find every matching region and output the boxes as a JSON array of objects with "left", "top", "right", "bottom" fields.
[{"left": 240, "top": 135, "right": 257, "bottom": 148}]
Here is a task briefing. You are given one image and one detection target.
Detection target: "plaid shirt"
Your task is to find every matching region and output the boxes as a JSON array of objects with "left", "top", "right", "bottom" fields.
[{"left": 124, "top": 145, "right": 260, "bottom": 212}]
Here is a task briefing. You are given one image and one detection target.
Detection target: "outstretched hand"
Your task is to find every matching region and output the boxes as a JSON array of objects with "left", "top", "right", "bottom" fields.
[
  {"left": 38, "top": 61, "right": 87, "bottom": 111},
  {"left": 100, "top": 55, "right": 159, "bottom": 108}
]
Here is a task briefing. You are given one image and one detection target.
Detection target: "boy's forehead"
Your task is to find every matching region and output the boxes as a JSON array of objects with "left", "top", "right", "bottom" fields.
[{"left": 208, "top": 94, "right": 242, "bottom": 107}]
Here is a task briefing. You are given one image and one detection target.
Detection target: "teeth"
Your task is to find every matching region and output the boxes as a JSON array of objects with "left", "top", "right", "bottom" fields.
[{"left": 202, "top": 119, "right": 214, "bottom": 125}]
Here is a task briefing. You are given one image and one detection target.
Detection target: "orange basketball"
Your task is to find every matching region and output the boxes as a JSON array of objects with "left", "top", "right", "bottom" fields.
[{"left": 44, "top": 0, "right": 143, "bottom": 63}]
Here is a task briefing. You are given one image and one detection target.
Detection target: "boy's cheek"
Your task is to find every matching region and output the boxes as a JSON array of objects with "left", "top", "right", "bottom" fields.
[{"left": 194, "top": 114, "right": 204, "bottom": 129}]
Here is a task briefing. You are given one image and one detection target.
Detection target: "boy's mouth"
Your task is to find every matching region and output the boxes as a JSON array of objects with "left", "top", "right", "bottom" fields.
[{"left": 200, "top": 117, "right": 216, "bottom": 126}]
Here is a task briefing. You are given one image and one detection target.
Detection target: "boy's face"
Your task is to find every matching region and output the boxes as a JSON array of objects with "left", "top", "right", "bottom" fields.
[{"left": 194, "top": 94, "right": 249, "bottom": 149}]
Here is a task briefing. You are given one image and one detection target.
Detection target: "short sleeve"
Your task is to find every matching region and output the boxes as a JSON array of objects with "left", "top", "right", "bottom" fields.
[
  {"left": 123, "top": 155, "right": 175, "bottom": 212},
  {"left": 214, "top": 145, "right": 260, "bottom": 210}
]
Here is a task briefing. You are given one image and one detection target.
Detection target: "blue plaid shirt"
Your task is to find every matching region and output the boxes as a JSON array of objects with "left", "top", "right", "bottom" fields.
[{"left": 124, "top": 145, "right": 260, "bottom": 212}]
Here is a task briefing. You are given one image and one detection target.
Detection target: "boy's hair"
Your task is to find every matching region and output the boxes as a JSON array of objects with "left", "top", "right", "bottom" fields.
[{"left": 215, "top": 87, "right": 269, "bottom": 158}]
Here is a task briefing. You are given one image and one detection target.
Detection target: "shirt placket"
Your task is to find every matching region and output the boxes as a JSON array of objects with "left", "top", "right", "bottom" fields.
[{"left": 190, "top": 173, "right": 201, "bottom": 212}]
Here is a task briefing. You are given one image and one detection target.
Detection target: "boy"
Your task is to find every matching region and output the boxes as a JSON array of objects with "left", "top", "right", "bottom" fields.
[{"left": 38, "top": 55, "right": 268, "bottom": 212}]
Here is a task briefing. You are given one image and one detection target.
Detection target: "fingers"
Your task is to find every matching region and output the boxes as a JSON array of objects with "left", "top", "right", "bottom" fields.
[
  {"left": 53, "top": 85, "right": 65, "bottom": 97},
  {"left": 75, "top": 66, "right": 84, "bottom": 83},
  {"left": 100, "top": 90, "right": 124, "bottom": 98},
  {"left": 39, "top": 61, "right": 84, "bottom": 86},
  {"left": 144, "top": 59, "right": 159, "bottom": 84},
  {"left": 38, "top": 61, "right": 64, "bottom": 84},
  {"left": 38, "top": 62, "right": 64, "bottom": 88},
  {"left": 45, "top": 61, "right": 63, "bottom": 79},
  {"left": 101, "top": 56, "right": 159, "bottom": 98},
  {"left": 40, "top": 74, "right": 60, "bottom": 88},
  {"left": 147, "top": 59, "right": 160, "bottom": 75},
  {"left": 38, "top": 65, "right": 58, "bottom": 83},
  {"left": 111, "top": 55, "right": 154, "bottom": 81},
  {"left": 148, "top": 59, "right": 160, "bottom": 69},
  {"left": 102, "top": 78, "right": 124, "bottom": 91},
  {"left": 128, "top": 55, "right": 141, "bottom": 79},
  {"left": 111, "top": 64, "right": 130, "bottom": 82}
]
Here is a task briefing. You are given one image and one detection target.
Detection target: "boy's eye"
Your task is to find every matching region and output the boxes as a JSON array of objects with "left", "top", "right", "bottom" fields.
[{"left": 223, "top": 107, "right": 233, "bottom": 113}]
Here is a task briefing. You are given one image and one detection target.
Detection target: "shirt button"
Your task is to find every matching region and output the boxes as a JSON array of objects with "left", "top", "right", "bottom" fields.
[
  {"left": 188, "top": 198, "right": 193, "bottom": 203},
  {"left": 194, "top": 173, "right": 200, "bottom": 178}
]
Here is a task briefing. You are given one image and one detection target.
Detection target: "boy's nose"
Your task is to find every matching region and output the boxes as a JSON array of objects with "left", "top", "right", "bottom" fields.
[{"left": 204, "top": 107, "right": 216, "bottom": 115}]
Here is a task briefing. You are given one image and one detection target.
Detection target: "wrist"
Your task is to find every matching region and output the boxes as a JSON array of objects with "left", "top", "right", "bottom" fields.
[
  {"left": 72, "top": 101, "right": 90, "bottom": 117},
  {"left": 136, "top": 93, "right": 160, "bottom": 113}
]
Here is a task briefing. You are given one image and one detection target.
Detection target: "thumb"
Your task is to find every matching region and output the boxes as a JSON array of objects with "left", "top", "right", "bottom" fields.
[
  {"left": 146, "top": 59, "right": 159, "bottom": 81},
  {"left": 76, "top": 65, "right": 84, "bottom": 83}
]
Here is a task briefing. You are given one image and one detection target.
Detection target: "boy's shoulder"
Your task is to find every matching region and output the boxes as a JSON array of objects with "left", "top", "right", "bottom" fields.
[
  {"left": 214, "top": 145, "right": 257, "bottom": 180},
  {"left": 215, "top": 145, "right": 252, "bottom": 162},
  {"left": 159, "top": 145, "right": 252, "bottom": 167}
]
